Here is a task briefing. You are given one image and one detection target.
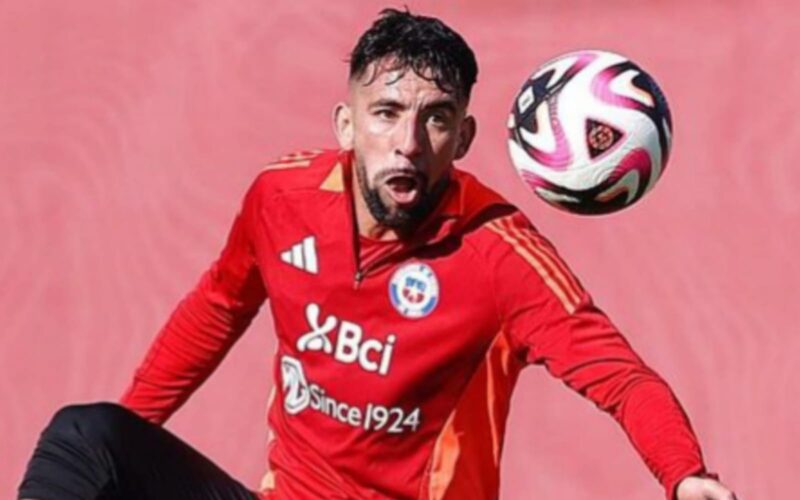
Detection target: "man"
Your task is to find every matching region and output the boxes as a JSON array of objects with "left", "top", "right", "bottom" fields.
[{"left": 19, "top": 9, "right": 737, "bottom": 500}]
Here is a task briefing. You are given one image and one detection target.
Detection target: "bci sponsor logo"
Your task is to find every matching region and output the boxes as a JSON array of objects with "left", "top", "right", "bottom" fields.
[{"left": 296, "top": 303, "right": 396, "bottom": 376}]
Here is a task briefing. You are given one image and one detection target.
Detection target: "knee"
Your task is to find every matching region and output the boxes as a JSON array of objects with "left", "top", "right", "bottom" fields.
[{"left": 47, "top": 402, "right": 134, "bottom": 443}]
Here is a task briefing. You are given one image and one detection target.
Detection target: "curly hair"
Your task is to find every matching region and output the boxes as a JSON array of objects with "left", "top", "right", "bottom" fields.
[{"left": 349, "top": 8, "right": 478, "bottom": 102}]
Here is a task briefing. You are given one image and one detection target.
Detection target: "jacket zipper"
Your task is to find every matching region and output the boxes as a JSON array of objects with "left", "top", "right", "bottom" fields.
[
  {"left": 354, "top": 269, "right": 364, "bottom": 288},
  {"left": 352, "top": 244, "right": 423, "bottom": 290}
]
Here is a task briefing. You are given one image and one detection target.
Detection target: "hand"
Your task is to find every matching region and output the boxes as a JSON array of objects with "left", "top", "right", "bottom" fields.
[{"left": 676, "top": 475, "right": 738, "bottom": 500}]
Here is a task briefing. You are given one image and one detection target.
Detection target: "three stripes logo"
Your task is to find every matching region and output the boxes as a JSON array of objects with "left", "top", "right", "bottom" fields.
[{"left": 280, "top": 235, "right": 318, "bottom": 274}]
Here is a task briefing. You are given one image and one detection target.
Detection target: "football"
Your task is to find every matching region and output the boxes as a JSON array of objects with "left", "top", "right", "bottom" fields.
[{"left": 507, "top": 50, "right": 672, "bottom": 215}]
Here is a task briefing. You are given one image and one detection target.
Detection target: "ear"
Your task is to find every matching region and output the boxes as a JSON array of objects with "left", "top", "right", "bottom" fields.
[
  {"left": 455, "top": 115, "right": 476, "bottom": 160},
  {"left": 333, "top": 102, "right": 354, "bottom": 150}
]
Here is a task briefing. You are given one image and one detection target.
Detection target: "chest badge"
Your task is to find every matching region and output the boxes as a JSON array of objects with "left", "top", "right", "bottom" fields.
[{"left": 389, "top": 262, "right": 439, "bottom": 319}]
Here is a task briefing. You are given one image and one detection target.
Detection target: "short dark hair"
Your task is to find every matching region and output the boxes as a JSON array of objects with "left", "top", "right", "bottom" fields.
[{"left": 348, "top": 8, "right": 478, "bottom": 102}]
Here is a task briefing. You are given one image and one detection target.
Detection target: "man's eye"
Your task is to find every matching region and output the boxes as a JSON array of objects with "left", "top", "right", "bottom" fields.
[
  {"left": 428, "top": 113, "right": 449, "bottom": 127},
  {"left": 376, "top": 109, "right": 397, "bottom": 119}
]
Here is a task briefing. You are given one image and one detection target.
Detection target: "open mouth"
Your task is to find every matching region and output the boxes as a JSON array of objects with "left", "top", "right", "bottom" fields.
[{"left": 384, "top": 172, "right": 422, "bottom": 206}]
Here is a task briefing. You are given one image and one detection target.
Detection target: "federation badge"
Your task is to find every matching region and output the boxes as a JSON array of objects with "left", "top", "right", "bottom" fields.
[{"left": 389, "top": 262, "right": 439, "bottom": 319}]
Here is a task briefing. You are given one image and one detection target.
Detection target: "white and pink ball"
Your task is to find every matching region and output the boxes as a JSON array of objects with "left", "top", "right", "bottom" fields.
[{"left": 507, "top": 50, "right": 672, "bottom": 215}]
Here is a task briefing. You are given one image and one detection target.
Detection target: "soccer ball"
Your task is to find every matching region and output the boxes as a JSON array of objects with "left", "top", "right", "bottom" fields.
[{"left": 507, "top": 50, "right": 672, "bottom": 215}]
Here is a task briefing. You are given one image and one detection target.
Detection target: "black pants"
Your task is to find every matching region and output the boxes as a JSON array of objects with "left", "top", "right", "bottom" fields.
[{"left": 18, "top": 402, "right": 260, "bottom": 500}]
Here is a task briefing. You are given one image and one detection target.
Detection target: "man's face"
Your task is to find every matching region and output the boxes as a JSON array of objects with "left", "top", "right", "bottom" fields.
[{"left": 335, "top": 61, "right": 475, "bottom": 230}]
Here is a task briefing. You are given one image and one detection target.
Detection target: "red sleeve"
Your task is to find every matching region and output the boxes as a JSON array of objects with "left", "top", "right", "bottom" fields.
[
  {"left": 119, "top": 181, "right": 268, "bottom": 425},
  {"left": 486, "top": 212, "right": 710, "bottom": 500}
]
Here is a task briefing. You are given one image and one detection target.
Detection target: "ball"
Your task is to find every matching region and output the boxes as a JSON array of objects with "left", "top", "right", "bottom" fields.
[{"left": 507, "top": 50, "right": 672, "bottom": 215}]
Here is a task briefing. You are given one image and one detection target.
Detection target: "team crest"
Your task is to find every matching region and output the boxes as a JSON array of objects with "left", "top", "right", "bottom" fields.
[{"left": 389, "top": 263, "right": 439, "bottom": 319}]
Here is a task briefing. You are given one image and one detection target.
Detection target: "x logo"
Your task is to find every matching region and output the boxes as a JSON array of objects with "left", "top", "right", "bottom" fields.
[{"left": 297, "top": 303, "right": 337, "bottom": 353}]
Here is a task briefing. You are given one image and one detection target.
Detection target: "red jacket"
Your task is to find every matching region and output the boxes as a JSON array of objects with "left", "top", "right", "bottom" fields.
[{"left": 121, "top": 149, "right": 709, "bottom": 499}]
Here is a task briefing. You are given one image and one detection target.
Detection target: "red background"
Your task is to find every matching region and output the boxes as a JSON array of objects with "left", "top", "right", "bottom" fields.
[{"left": 2, "top": 1, "right": 795, "bottom": 498}]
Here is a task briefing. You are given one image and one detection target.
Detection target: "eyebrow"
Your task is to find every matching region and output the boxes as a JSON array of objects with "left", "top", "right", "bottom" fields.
[
  {"left": 368, "top": 97, "right": 459, "bottom": 114},
  {"left": 426, "top": 99, "right": 459, "bottom": 114},
  {"left": 369, "top": 98, "right": 405, "bottom": 110}
]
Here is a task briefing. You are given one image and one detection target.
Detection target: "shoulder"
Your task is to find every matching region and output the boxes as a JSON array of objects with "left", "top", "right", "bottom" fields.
[
  {"left": 465, "top": 206, "right": 587, "bottom": 315},
  {"left": 450, "top": 167, "right": 539, "bottom": 250},
  {"left": 474, "top": 210, "right": 559, "bottom": 273},
  {"left": 464, "top": 206, "right": 544, "bottom": 261},
  {"left": 247, "top": 148, "right": 344, "bottom": 199}
]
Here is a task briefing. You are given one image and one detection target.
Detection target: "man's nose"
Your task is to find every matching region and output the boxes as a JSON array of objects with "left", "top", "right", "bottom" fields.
[{"left": 395, "top": 116, "right": 425, "bottom": 159}]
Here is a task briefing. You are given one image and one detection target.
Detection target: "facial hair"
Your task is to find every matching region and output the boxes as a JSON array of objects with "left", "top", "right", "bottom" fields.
[{"left": 356, "top": 162, "right": 450, "bottom": 230}]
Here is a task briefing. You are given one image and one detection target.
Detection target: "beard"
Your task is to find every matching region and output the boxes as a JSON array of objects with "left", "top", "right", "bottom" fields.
[{"left": 356, "top": 162, "right": 450, "bottom": 230}]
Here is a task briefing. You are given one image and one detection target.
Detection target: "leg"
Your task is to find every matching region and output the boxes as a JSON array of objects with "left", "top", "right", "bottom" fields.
[{"left": 18, "top": 402, "right": 259, "bottom": 500}]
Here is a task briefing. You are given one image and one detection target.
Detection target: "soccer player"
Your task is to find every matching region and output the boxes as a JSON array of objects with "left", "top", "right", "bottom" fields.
[{"left": 19, "top": 9, "right": 738, "bottom": 500}]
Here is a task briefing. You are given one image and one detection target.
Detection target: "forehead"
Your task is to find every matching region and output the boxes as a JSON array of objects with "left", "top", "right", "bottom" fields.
[{"left": 350, "top": 60, "right": 459, "bottom": 105}]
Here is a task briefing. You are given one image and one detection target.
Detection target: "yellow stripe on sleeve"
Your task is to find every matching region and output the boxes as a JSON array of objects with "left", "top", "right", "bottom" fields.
[{"left": 486, "top": 220, "right": 578, "bottom": 314}]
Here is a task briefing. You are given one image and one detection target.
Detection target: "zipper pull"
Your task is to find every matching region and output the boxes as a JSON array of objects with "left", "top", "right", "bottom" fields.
[{"left": 354, "top": 270, "right": 364, "bottom": 289}]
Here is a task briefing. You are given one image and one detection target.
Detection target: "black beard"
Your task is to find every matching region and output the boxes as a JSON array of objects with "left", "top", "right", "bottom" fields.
[{"left": 357, "top": 163, "right": 449, "bottom": 231}]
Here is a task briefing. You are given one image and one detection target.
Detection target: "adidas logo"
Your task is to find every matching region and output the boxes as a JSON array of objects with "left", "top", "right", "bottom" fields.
[{"left": 280, "top": 236, "right": 318, "bottom": 274}]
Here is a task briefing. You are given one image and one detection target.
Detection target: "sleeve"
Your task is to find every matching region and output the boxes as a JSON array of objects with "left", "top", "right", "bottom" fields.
[
  {"left": 485, "top": 212, "right": 712, "bottom": 500},
  {"left": 119, "top": 180, "right": 268, "bottom": 425}
]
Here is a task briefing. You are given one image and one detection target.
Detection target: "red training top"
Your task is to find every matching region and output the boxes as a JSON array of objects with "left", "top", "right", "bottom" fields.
[{"left": 120, "top": 149, "right": 711, "bottom": 500}]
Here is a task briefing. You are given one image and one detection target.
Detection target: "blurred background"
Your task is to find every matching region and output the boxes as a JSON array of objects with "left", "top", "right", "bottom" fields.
[{"left": 1, "top": 0, "right": 796, "bottom": 498}]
